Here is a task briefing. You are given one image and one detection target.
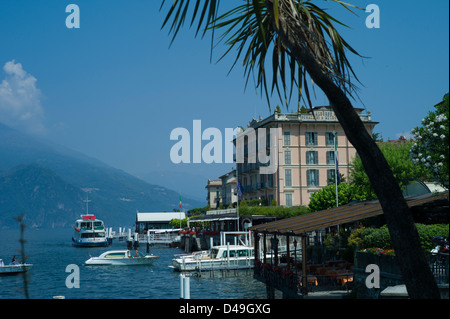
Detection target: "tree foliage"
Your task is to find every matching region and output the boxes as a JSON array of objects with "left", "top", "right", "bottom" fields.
[
  {"left": 239, "top": 204, "right": 309, "bottom": 218},
  {"left": 353, "top": 224, "right": 449, "bottom": 251},
  {"left": 410, "top": 93, "right": 449, "bottom": 186},
  {"left": 308, "top": 182, "right": 368, "bottom": 212},
  {"left": 349, "top": 141, "right": 432, "bottom": 199}
]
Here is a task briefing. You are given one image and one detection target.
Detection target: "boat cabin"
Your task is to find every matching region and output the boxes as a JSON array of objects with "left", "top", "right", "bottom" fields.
[
  {"left": 101, "top": 250, "right": 131, "bottom": 259},
  {"left": 210, "top": 246, "right": 254, "bottom": 259},
  {"left": 75, "top": 215, "right": 105, "bottom": 231}
]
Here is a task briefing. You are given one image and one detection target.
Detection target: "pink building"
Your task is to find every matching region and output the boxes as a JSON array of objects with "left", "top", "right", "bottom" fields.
[{"left": 236, "top": 106, "right": 377, "bottom": 207}]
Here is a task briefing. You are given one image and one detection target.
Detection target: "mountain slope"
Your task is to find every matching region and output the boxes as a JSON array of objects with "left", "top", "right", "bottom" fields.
[
  {"left": 0, "top": 123, "right": 204, "bottom": 228},
  {"left": 0, "top": 164, "right": 85, "bottom": 228}
]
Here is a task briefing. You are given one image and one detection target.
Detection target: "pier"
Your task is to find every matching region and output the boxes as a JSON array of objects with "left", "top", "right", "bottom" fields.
[{"left": 133, "top": 229, "right": 182, "bottom": 247}]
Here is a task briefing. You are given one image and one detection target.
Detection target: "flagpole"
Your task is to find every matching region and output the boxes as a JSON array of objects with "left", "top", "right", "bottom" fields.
[
  {"left": 179, "top": 195, "right": 182, "bottom": 229},
  {"left": 334, "top": 131, "right": 339, "bottom": 208},
  {"left": 236, "top": 165, "right": 240, "bottom": 232}
]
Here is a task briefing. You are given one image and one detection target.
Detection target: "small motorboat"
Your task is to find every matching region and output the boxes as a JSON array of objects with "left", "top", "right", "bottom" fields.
[
  {"left": 171, "top": 245, "right": 255, "bottom": 272},
  {"left": 0, "top": 259, "right": 32, "bottom": 276},
  {"left": 85, "top": 250, "right": 159, "bottom": 266}
]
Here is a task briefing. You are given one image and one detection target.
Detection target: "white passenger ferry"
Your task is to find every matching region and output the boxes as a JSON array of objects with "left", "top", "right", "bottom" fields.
[
  {"left": 171, "top": 245, "right": 255, "bottom": 272},
  {"left": 72, "top": 214, "right": 109, "bottom": 247}
]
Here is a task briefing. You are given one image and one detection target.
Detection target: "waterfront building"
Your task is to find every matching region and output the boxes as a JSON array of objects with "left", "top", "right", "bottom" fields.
[
  {"left": 235, "top": 106, "right": 377, "bottom": 207},
  {"left": 205, "top": 179, "right": 222, "bottom": 209},
  {"left": 205, "top": 170, "right": 237, "bottom": 209},
  {"left": 219, "top": 169, "right": 237, "bottom": 207},
  {"left": 135, "top": 211, "right": 186, "bottom": 233}
]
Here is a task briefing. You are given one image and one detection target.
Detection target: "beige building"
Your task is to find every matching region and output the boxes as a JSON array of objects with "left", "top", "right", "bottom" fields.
[
  {"left": 205, "top": 179, "right": 222, "bottom": 209},
  {"left": 236, "top": 106, "right": 377, "bottom": 207},
  {"left": 219, "top": 169, "right": 237, "bottom": 207},
  {"left": 205, "top": 170, "right": 238, "bottom": 209}
]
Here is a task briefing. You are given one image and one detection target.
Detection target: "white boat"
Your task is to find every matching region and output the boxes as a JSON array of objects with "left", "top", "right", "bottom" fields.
[
  {"left": 171, "top": 245, "right": 255, "bottom": 272},
  {"left": 85, "top": 250, "right": 159, "bottom": 266},
  {"left": 72, "top": 214, "right": 109, "bottom": 247},
  {"left": 0, "top": 259, "right": 32, "bottom": 276}
]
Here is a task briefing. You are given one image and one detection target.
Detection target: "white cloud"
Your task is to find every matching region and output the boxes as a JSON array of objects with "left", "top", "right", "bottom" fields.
[{"left": 0, "top": 60, "right": 46, "bottom": 134}]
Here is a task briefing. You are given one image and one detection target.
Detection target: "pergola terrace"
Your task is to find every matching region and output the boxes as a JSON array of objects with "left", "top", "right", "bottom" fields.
[{"left": 249, "top": 191, "right": 449, "bottom": 298}]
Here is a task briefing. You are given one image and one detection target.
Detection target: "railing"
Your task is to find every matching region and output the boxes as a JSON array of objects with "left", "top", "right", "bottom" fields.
[
  {"left": 254, "top": 260, "right": 354, "bottom": 296},
  {"left": 429, "top": 252, "right": 449, "bottom": 284},
  {"left": 175, "top": 250, "right": 254, "bottom": 272},
  {"left": 137, "top": 231, "right": 181, "bottom": 244}
]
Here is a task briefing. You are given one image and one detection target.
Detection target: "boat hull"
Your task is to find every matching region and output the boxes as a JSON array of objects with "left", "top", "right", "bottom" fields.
[
  {"left": 0, "top": 264, "right": 32, "bottom": 276},
  {"left": 72, "top": 237, "right": 109, "bottom": 247},
  {"left": 172, "top": 244, "right": 256, "bottom": 272},
  {"left": 172, "top": 257, "right": 255, "bottom": 272},
  {"left": 85, "top": 256, "right": 159, "bottom": 266}
]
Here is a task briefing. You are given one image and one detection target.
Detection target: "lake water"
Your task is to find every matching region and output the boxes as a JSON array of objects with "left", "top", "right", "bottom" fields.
[{"left": 0, "top": 228, "right": 270, "bottom": 299}]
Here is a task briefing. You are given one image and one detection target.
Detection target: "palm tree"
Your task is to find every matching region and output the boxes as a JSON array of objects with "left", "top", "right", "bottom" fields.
[{"left": 159, "top": 0, "right": 441, "bottom": 298}]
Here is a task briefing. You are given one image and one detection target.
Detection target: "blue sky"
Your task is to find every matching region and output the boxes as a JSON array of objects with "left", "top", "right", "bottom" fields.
[{"left": 0, "top": 0, "right": 448, "bottom": 200}]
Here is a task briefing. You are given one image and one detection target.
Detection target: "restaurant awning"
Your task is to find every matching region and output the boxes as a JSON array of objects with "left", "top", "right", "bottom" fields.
[
  {"left": 249, "top": 191, "right": 448, "bottom": 235},
  {"left": 190, "top": 213, "right": 239, "bottom": 223}
]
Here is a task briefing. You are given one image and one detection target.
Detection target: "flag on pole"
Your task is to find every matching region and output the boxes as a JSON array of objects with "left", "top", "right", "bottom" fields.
[
  {"left": 236, "top": 178, "right": 243, "bottom": 197},
  {"left": 179, "top": 195, "right": 182, "bottom": 210}
]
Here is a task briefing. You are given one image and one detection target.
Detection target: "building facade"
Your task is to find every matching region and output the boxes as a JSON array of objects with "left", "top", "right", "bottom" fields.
[
  {"left": 219, "top": 169, "right": 237, "bottom": 207},
  {"left": 205, "top": 170, "right": 238, "bottom": 209},
  {"left": 205, "top": 179, "right": 222, "bottom": 209},
  {"left": 136, "top": 211, "right": 186, "bottom": 233},
  {"left": 236, "top": 106, "right": 377, "bottom": 207}
]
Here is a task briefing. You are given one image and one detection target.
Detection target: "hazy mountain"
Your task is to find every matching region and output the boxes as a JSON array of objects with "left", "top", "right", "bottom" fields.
[
  {"left": 0, "top": 164, "right": 85, "bottom": 228},
  {"left": 137, "top": 170, "right": 208, "bottom": 203},
  {"left": 0, "top": 122, "right": 204, "bottom": 229}
]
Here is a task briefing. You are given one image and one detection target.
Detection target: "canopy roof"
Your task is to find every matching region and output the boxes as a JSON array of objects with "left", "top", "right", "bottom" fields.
[
  {"left": 136, "top": 212, "right": 186, "bottom": 222},
  {"left": 250, "top": 191, "right": 448, "bottom": 235}
]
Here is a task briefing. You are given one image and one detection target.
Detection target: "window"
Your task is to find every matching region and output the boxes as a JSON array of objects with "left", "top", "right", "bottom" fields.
[
  {"left": 306, "top": 132, "right": 317, "bottom": 146},
  {"left": 307, "top": 169, "right": 319, "bottom": 187},
  {"left": 284, "top": 131, "right": 291, "bottom": 146},
  {"left": 105, "top": 252, "right": 126, "bottom": 258},
  {"left": 326, "top": 132, "right": 337, "bottom": 146},
  {"left": 285, "top": 169, "right": 292, "bottom": 187},
  {"left": 285, "top": 193, "right": 293, "bottom": 207},
  {"left": 327, "top": 169, "right": 336, "bottom": 185},
  {"left": 306, "top": 151, "right": 318, "bottom": 164},
  {"left": 326, "top": 151, "right": 335, "bottom": 165},
  {"left": 284, "top": 150, "right": 291, "bottom": 164}
]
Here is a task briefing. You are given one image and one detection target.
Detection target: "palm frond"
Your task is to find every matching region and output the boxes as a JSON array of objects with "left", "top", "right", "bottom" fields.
[{"left": 160, "top": 0, "right": 364, "bottom": 111}]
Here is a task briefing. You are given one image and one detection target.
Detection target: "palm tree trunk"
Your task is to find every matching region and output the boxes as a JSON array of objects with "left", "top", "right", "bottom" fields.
[{"left": 267, "top": 0, "right": 440, "bottom": 298}]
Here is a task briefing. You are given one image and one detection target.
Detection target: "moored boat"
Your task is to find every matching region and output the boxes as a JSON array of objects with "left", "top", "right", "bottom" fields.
[
  {"left": 171, "top": 245, "right": 255, "bottom": 272},
  {"left": 0, "top": 259, "right": 32, "bottom": 276},
  {"left": 85, "top": 250, "right": 159, "bottom": 266},
  {"left": 72, "top": 214, "right": 109, "bottom": 247}
]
